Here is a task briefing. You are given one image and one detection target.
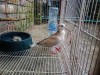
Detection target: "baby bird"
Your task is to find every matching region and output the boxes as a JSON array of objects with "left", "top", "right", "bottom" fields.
[{"left": 37, "top": 24, "right": 67, "bottom": 55}]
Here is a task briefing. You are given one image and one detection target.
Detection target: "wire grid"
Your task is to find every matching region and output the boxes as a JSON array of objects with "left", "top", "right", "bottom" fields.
[
  {"left": 61, "top": 0, "right": 100, "bottom": 75},
  {"left": 0, "top": 0, "right": 34, "bottom": 33},
  {"left": 0, "top": 0, "right": 61, "bottom": 32},
  {"left": 34, "top": 0, "right": 61, "bottom": 25},
  {"left": 0, "top": 0, "right": 67, "bottom": 75},
  {"left": 0, "top": 45, "right": 67, "bottom": 75}
]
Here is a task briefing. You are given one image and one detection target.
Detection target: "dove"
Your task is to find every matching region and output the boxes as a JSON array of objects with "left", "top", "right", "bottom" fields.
[{"left": 37, "top": 23, "right": 67, "bottom": 55}]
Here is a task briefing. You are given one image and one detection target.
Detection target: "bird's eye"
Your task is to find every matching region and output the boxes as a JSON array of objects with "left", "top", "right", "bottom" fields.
[{"left": 61, "top": 25, "right": 63, "bottom": 27}]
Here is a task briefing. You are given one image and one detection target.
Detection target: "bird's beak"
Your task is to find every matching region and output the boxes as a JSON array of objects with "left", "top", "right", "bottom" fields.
[
  {"left": 58, "top": 24, "right": 71, "bottom": 31},
  {"left": 63, "top": 26, "right": 71, "bottom": 32}
]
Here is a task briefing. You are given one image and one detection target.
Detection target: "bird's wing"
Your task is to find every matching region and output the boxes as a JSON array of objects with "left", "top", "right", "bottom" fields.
[{"left": 37, "top": 36, "right": 60, "bottom": 47}]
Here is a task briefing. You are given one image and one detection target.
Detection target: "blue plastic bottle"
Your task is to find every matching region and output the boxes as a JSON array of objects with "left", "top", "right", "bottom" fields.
[{"left": 48, "top": 7, "right": 58, "bottom": 35}]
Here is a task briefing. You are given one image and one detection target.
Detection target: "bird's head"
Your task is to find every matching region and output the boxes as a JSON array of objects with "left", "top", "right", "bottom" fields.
[{"left": 58, "top": 23, "right": 67, "bottom": 31}]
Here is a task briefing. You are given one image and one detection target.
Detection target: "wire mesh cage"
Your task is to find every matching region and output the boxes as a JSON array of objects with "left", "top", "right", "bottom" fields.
[
  {"left": 1, "top": 0, "right": 100, "bottom": 75},
  {"left": 0, "top": 0, "right": 68, "bottom": 75},
  {"left": 34, "top": 0, "right": 60, "bottom": 25},
  {"left": 60, "top": 0, "right": 100, "bottom": 75},
  {"left": 0, "top": 45, "right": 67, "bottom": 75},
  {"left": 0, "top": 0, "right": 34, "bottom": 33}
]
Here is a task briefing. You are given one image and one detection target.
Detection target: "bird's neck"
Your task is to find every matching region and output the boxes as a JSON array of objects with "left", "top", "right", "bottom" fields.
[
  {"left": 58, "top": 30, "right": 65, "bottom": 35},
  {"left": 57, "top": 29, "right": 66, "bottom": 41}
]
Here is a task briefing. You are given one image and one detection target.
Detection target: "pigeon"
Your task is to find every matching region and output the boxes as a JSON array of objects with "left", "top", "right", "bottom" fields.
[{"left": 37, "top": 24, "right": 67, "bottom": 55}]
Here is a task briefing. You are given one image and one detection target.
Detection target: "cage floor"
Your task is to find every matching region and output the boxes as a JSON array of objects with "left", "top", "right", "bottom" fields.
[{"left": 0, "top": 46, "right": 67, "bottom": 75}]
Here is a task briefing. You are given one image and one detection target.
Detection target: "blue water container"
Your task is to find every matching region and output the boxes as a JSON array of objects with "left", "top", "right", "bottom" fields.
[{"left": 48, "top": 7, "right": 58, "bottom": 35}]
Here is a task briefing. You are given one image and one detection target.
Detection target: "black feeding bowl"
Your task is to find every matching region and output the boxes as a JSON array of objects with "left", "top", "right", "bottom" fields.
[{"left": 0, "top": 32, "right": 33, "bottom": 52}]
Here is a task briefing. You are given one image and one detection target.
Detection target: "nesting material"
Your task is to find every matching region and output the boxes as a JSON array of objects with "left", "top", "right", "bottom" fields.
[{"left": 13, "top": 36, "right": 22, "bottom": 42}]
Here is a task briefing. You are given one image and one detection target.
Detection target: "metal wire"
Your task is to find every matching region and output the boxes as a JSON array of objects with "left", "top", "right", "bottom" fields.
[
  {"left": 63, "top": 0, "right": 100, "bottom": 75},
  {"left": 0, "top": 1, "right": 67, "bottom": 75},
  {"left": 0, "top": 0, "right": 34, "bottom": 32},
  {"left": 1, "top": 0, "right": 100, "bottom": 75},
  {"left": 0, "top": 45, "right": 67, "bottom": 75}
]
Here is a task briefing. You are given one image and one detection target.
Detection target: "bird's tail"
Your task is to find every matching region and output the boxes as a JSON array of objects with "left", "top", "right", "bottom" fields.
[
  {"left": 37, "top": 41, "right": 41, "bottom": 45},
  {"left": 30, "top": 41, "right": 37, "bottom": 48},
  {"left": 37, "top": 37, "right": 50, "bottom": 45}
]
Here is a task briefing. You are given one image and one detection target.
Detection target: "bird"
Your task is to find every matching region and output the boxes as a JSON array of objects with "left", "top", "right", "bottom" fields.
[{"left": 37, "top": 23, "right": 67, "bottom": 55}]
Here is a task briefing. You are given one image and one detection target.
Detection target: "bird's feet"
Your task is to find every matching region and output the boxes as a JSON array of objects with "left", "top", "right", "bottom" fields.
[{"left": 51, "top": 46, "right": 61, "bottom": 55}]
